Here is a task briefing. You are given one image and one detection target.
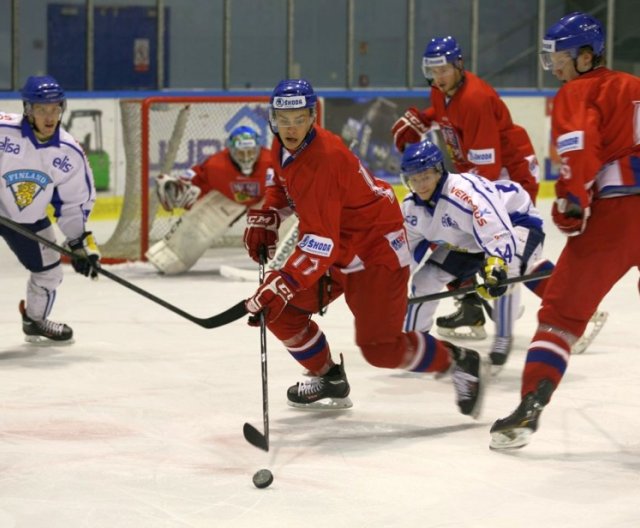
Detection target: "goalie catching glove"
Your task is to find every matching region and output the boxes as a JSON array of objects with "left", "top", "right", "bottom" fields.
[
  {"left": 476, "top": 256, "right": 508, "bottom": 300},
  {"left": 155, "top": 173, "right": 201, "bottom": 212},
  {"left": 391, "top": 107, "right": 432, "bottom": 153},
  {"left": 243, "top": 209, "right": 280, "bottom": 263},
  {"left": 245, "top": 271, "right": 297, "bottom": 325},
  {"left": 68, "top": 231, "right": 101, "bottom": 279}
]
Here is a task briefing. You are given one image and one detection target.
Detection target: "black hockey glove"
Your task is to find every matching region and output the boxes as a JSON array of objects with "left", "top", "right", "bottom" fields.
[{"left": 68, "top": 231, "right": 101, "bottom": 279}]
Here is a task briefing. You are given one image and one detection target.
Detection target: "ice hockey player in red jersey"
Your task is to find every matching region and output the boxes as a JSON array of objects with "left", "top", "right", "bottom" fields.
[
  {"left": 490, "top": 11, "right": 640, "bottom": 450},
  {"left": 242, "top": 78, "right": 488, "bottom": 419},
  {"left": 392, "top": 35, "right": 542, "bottom": 368},
  {"left": 146, "top": 126, "right": 273, "bottom": 274}
]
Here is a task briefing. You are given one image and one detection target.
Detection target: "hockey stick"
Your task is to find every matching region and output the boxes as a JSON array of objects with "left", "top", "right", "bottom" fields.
[
  {"left": 0, "top": 214, "right": 247, "bottom": 329},
  {"left": 408, "top": 269, "right": 553, "bottom": 305},
  {"left": 243, "top": 248, "right": 270, "bottom": 452}
]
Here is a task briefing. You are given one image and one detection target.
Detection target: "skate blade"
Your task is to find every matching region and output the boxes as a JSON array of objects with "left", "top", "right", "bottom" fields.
[
  {"left": 437, "top": 325, "right": 487, "bottom": 340},
  {"left": 24, "top": 335, "right": 75, "bottom": 346},
  {"left": 489, "top": 427, "right": 533, "bottom": 450},
  {"left": 571, "top": 310, "right": 608, "bottom": 354},
  {"left": 288, "top": 396, "right": 353, "bottom": 410}
]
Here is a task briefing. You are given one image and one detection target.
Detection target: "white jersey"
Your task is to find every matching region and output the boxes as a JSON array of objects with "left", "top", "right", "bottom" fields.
[
  {"left": 402, "top": 171, "right": 543, "bottom": 272},
  {"left": 0, "top": 112, "right": 95, "bottom": 240}
]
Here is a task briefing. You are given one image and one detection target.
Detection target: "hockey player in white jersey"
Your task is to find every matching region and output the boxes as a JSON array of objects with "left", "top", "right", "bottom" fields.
[
  {"left": 401, "top": 140, "right": 555, "bottom": 369},
  {"left": 0, "top": 75, "right": 99, "bottom": 344}
]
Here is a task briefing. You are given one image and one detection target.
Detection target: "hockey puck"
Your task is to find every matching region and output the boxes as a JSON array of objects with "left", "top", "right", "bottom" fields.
[{"left": 252, "top": 468, "right": 273, "bottom": 489}]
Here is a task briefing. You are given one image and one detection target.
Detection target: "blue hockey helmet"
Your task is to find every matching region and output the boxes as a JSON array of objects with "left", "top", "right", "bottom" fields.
[
  {"left": 422, "top": 36, "right": 463, "bottom": 78},
  {"left": 540, "top": 12, "right": 605, "bottom": 70},
  {"left": 21, "top": 75, "right": 66, "bottom": 117},
  {"left": 226, "top": 125, "right": 261, "bottom": 176},
  {"left": 21, "top": 75, "right": 66, "bottom": 105},
  {"left": 400, "top": 139, "right": 446, "bottom": 188},
  {"left": 269, "top": 79, "right": 317, "bottom": 132}
]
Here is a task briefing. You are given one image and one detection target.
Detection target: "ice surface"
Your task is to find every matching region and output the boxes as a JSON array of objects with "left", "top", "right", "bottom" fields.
[{"left": 0, "top": 199, "right": 638, "bottom": 528}]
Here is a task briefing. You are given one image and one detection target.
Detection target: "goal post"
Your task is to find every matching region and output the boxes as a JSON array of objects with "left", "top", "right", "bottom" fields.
[
  {"left": 100, "top": 94, "right": 323, "bottom": 264},
  {"left": 100, "top": 95, "right": 272, "bottom": 263}
]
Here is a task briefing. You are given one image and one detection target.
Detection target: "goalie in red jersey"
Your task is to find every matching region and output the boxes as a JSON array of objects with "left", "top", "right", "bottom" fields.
[
  {"left": 392, "top": 35, "right": 542, "bottom": 366},
  {"left": 242, "top": 78, "right": 489, "bottom": 418},
  {"left": 490, "top": 12, "right": 640, "bottom": 450},
  {"left": 146, "top": 126, "right": 273, "bottom": 274}
]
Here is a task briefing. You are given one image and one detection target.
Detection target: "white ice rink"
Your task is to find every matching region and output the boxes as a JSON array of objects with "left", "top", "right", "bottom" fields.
[{"left": 1, "top": 199, "right": 638, "bottom": 528}]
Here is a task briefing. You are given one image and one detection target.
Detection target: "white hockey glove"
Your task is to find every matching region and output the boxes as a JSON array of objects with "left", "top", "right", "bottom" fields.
[
  {"left": 68, "top": 231, "right": 101, "bottom": 280},
  {"left": 155, "top": 173, "right": 201, "bottom": 212}
]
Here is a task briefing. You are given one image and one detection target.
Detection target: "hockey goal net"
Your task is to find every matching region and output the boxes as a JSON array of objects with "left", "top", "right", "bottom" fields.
[{"left": 99, "top": 95, "right": 273, "bottom": 263}]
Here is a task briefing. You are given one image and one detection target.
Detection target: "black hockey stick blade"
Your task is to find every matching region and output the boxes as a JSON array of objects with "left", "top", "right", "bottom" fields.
[
  {"left": 408, "top": 268, "right": 553, "bottom": 305},
  {"left": 243, "top": 422, "right": 269, "bottom": 452},
  {"left": 0, "top": 214, "right": 247, "bottom": 329}
]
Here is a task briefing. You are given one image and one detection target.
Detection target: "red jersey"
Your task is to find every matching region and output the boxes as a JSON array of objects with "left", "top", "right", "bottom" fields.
[
  {"left": 190, "top": 147, "right": 272, "bottom": 207},
  {"left": 423, "top": 72, "right": 539, "bottom": 200},
  {"left": 551, "top": 67, "right": 640, "bottom": 208},
  {"left": 265, "top": 126, "right": 410, "bottom": 290}
]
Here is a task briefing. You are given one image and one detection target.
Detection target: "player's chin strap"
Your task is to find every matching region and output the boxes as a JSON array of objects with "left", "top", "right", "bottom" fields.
[{"left": 0, "top": 213, "right": 247, "bottom": 329}]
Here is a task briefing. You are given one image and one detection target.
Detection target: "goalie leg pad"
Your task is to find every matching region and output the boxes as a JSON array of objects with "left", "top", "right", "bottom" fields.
[{"left": 145, "top": 191, "right": 246, "bottom": 274}]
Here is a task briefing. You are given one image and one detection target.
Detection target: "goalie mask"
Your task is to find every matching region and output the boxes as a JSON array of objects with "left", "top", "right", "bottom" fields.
[{"left": 227, "top": 126, "right": 261, "bottom": 176}]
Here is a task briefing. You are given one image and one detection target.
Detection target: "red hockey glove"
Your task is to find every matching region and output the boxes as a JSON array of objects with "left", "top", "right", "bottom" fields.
[
  {"left": 245, "top": 271, "right": 297, "bottom": 325},
  {"left": 476, "top": 256, "right": 508, "bottom": 300},
  {"left": 243, "top": 209, "right": 281, "bottom": 263},
  {"left": 552, "top": 197, "right": 590, "bottom": 236},
  {"left": 391, "top": 107, "right": 431, "bottom": 153}
]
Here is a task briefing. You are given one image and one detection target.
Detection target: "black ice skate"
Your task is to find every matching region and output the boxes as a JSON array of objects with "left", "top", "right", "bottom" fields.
[
  {"left": 489, "top": 336, "right": 513, "bottom": 374},
  {"left": 436, "top": 292, "right": 487, "bottom": 340},
  {"left": 446, "top": 342, "right": 487, "bottom": 419},
  {"left": 287, "top": 354, "right": 353, "bottom": 409},
  {"left": 20, "top": 300, "right": 73, "bottom": 344},
  {"left": 489, "top": 379, "right": 554, "bottom": 450}
]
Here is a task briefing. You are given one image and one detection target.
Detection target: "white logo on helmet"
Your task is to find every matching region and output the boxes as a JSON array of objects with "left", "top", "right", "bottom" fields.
[
  {"left": 541, "top": 39, "right": 557, "bottom": 52},
  {"left": 423, "top": 56, "right": 448, "bottom": 67},
  {"left": 273, "top": 96, "right": 307, "bottom": 109},
  {"left": 234, "top": 137, "right": 257, "bottom": 148}
]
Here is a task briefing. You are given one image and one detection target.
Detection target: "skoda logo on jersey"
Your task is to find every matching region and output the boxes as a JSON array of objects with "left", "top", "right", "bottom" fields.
[
  {"left": 556, "top": 131, "right": 584, "bottom": 154},
  {"left": 298, "top": 234, "right": 333, "bottom": 257},
  {"left": 272, "top": 96, "right": 306, "bottom": 109},
  {"left": 467, "top": 148, "right": 495, "bottom": 165},
  {"left": 2, "top": 170, "right": 52, "bottom": 210},
  {"left": 0, "top": 136, "right": 21, "bottom": 155}
]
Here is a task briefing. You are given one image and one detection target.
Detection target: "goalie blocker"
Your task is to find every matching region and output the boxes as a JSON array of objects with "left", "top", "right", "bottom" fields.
[{"left": 145, "top": 190, "right": 247, "bottom": 274}]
